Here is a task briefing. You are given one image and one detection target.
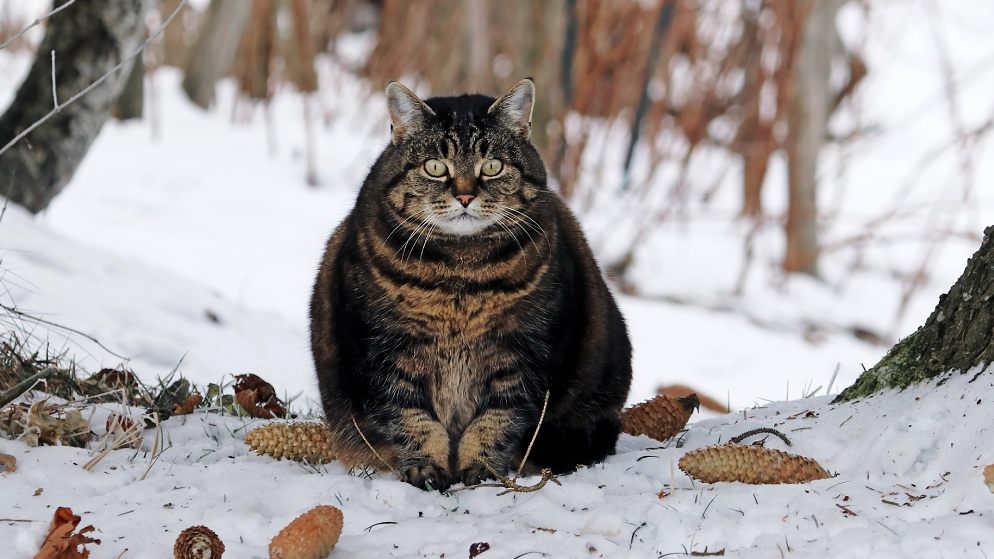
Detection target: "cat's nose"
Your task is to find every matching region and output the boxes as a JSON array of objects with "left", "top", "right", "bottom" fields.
[{"left": 455, "top": 194, "right": 475, "bottom": 207}]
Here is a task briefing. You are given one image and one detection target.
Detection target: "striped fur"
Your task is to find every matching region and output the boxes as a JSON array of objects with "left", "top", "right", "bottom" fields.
[{"left": 310, "top": 81, "right": 631, "bottom": 490}]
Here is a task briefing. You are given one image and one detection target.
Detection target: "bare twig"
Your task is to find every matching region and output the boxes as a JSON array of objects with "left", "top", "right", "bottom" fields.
[
  {"left": 730, "top": 427, "right": 792, "bottom": 446},
  {"left": 50, "top": 50, "right": 58, "bottom": 109},
  {"left": 351, "top": 415, "right": 399, "bottom": 477},
  {"left": 449, "top": 390, "right": 560, "bottom": 496},
  {"left": 516, "top": 390, "right": 551, "bottom": 475},
  {"left": 0, "top": 0, "right": 80, "bottom": 51},
  {"left": 0, "top": 366, "right": 56, "bottom": 409},
  {"left": 0, "top": 0, "right": 188, "bottom": 158},
  {"left": 0, "top": 303, "right": 128, "bottom": 360}
]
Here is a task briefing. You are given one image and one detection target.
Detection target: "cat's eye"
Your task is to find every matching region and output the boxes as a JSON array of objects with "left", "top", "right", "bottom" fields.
[
  {"left": 481, "top": 159, "right": 503, "bottom": 177},
  {"left": 424, "top": 159, "right": 447, "bottom": 178}
]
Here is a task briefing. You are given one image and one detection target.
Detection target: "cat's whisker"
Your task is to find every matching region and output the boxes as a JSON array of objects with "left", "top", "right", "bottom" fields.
[
  {"left": 502, "top": 206, "right": 552, "bottom": 251},
  {"left": 398, "top": 214, "right": 433, "bottom": 261},
  {"left": 419, "top": 218, "right": 438, "bottom": 263},
  {"left": 496, "top": 205, "right": 547, "bottom": 257},
  {"left": 492, "top": 209, "right": 524, "bottom": 253},
  {"left": 386, "top": 207, "right": 431, "bottom": 243}
]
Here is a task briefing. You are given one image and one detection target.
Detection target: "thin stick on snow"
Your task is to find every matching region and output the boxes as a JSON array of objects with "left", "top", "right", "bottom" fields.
[
  {"left": 351, "top": 415, "right": 399, "bottom": 477},
  {"left": 0, "top": 0, "right": 80, "bottom": 51},
  {"left": 825, "top": 363, "right": 840, "bottom": 396},
  {"left": 449, "top": 390, "right": 561, "bottom": 496},
  {"left": 50, "top": 50, "right": 59, "bottom": 109},
  {"left": 0, "top": 0, "right": 188, "bottom": 158},
  {"left": 729, "top": 427, "right": 792, "bottom": 446},
  {"left": 515, "top": 390, "right": 550, "bottom": 475}
]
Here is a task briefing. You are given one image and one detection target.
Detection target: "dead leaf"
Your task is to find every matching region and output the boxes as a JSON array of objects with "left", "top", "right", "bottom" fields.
[
  {"left": 33, "top": 507, "right": 100, "bottom": 559},
  {"left": 0, "top": 452, "right": 15, "bottom": 472},
  {"left": 657, "top": 384, "right": 729, "bottom": 414},
  {"left": 172, "top": 392, "right": 203, "bottom": 416},
  {"left": 233, "top": 374, "right": 286, "bottom": 418},
  {"left": 984, "top": 464, "right": 994, "bottom": 493}
]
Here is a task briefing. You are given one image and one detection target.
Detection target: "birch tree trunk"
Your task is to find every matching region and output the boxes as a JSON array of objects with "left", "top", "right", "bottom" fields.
[
  {"left": 181, "top": 0, "right": 252, "bottom": 109},
  {"left": 783, "top": 0, "right": 844, "bottom": 275},
  {"left": 0, "top": 0, "right": 150, "bottom": 214},
  {"left": 838, "top": 225, "right": 994, "bottom": 400}
]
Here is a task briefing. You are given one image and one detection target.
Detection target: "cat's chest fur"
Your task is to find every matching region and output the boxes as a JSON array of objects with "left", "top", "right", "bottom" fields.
[{"left": 387, "top": 289, "right": 520, "bottom": 433}]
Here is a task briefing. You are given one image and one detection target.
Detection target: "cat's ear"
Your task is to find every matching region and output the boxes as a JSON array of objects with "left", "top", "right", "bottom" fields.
[
  {"left": 385, "top": 81, "right": 435, "bottom": 143},
  {"left": 488, "top": 78, "right": 535, "bottom": 138}
]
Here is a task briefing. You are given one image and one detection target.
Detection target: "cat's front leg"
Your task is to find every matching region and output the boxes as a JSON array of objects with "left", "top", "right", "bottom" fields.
[
  {"left": 456, "top": 383, "right": 538, "bottom": 486},
  {"left": 392, "top": 407, "right": 453, "bottom": 491}
]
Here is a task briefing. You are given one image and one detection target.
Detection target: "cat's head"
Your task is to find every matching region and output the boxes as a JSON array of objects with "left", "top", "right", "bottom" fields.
[{"left": 375, "top": 79, "right": 547, "bottom": 237}]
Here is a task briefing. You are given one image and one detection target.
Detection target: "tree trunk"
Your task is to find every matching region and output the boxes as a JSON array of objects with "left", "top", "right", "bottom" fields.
[
  {"left": 0, "top": 0, "right": 150, "bottom": 214},
  {"left": 114, "top": 57, "right": 146, "bottom": 120},
  {"left": 181, "top": 0, "right": 252, "bottom": 109},
  {"left": 838, "top": 225, "right": 994, "bottom": 401},
  {"left": 782, "top": 0, "right": 843, "bottom": 276}
]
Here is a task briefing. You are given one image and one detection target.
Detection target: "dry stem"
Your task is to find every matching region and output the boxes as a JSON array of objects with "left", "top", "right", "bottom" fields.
[
  {"left": 729, "top": 427, "right": 792, "bottom": 446},
  {"left": 351, "top": 415, "right": 399, "bottom": 477},
  {"left": 449, "top": 390, "right": 560, "bottom": 496}
]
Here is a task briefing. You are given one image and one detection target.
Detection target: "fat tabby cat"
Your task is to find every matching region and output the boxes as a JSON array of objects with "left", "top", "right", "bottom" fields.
[{"left": 309, "top": 79, "right": 631, "bottom": 491}]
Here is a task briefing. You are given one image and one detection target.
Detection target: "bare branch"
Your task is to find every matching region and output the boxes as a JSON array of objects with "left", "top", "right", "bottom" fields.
[
  {"left": 0, "top": 0, "right": 80, "bottom": 52},
  {"left": 0, "top": 0, "right": 188, "bottom": 158}
]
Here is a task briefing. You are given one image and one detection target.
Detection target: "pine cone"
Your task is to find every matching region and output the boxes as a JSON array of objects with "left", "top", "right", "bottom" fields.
[
  {"left": 245, "top": 422, "right": 337, "bottom": 464},
  {"left": 174, "top": 525, "right": 225, "bottom": 559},
  {"left": 678, "top": 443, "right": 830, "bottom": 484},
  {"left": 269, "top": 505, "right": 344, "bottom": 559},
  {"left": 621, "top": 394, "right": 699, "bottom": 441}
]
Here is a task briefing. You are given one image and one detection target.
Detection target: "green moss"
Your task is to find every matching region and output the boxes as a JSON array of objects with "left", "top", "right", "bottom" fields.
[{"left": 835, "top": 328, "right": 933, "bottom": 401}]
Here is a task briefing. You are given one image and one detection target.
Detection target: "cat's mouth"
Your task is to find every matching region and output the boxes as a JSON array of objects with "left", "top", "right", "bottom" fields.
[{"left": 434, "top": 210, "right": 494, "bottom": 236}]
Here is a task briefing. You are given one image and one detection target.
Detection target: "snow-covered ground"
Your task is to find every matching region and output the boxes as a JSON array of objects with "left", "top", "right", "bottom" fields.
[{"left": 3, "top": 367, "right": 992, "bottom": 558}]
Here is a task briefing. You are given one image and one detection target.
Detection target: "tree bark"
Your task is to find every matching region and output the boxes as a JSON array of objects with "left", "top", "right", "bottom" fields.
[
  {"left": 0, "top": 0, "right": 150, "bottom": 214},
  {"left": 181, "top": 0, "right": 252, "bottom": 109},
  {"left": 783, "top": 0, "right": 843, "bottom": 276},
  {"left": 838, "top": 225, "right": 994, "bottom": 401},
  {"left": 114, "top": 57, "right": 145, "bottom": 120}
]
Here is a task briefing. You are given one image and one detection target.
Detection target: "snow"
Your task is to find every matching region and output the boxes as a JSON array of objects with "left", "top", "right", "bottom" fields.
[
  {"left": 3, "top": 368, "right": 992, "bottom": 558},
  {"left": 1, "top": 0, "right": 993, "bottom": 556}
]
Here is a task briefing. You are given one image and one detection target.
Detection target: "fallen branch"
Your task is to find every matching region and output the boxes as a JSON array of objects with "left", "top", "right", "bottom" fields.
[{"left": 0, "top": 366, "right": 56, "bottom": 409}]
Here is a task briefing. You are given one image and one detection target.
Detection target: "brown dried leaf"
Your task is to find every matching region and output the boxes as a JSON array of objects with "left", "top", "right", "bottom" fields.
[
  {"left": 658, "top": 384, "right": 730, "bottom": 414},
  {"left": 984, "top": 464, "right": 994, "bottom": 493},
  {"left": 234, "top": 374, "right": 286, "bottom": 419},
  {"left": 33, "top": 507, "right": 100, "bottom": 559},
  {"left": 173, "top": 392, "right": 203, "bottom": 416},
  {"left": 0, "top": 451, "right": 15, "bottom": 472}
]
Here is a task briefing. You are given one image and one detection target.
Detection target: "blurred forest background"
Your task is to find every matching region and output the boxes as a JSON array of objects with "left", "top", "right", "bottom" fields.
[{"left": 0, "top": 0, "right": 992, "bottom": 408}]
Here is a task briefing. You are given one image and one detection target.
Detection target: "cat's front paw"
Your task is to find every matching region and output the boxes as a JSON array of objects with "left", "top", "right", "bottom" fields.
[
  {"left": 458, "top": 461, "right": 501, "bottom": 487},
  {"left": 399, "top": 462, "right": 452, "bottom": 492}
]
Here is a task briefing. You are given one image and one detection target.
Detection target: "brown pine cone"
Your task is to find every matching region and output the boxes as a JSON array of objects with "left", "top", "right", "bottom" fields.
[
  {"left": 269, "top": 505, "right": 344, "bottom": 559},
  {"left": 174, "top": 525, "right": 225, "bottom": 559},
  {"left": 245, "top": 422, "right": 337, "bottom": 464},
  {"left": 678, "top": 443, "right": 830, "bottom": 484},
  {"left": 621, "top": 394, "right": 699, "bottom": 441}
]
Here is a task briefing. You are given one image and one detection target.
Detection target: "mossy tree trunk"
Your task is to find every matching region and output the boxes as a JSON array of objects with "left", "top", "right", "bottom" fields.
[{"left": 838, "top": 225, "right": 994, "bottom": 400}]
